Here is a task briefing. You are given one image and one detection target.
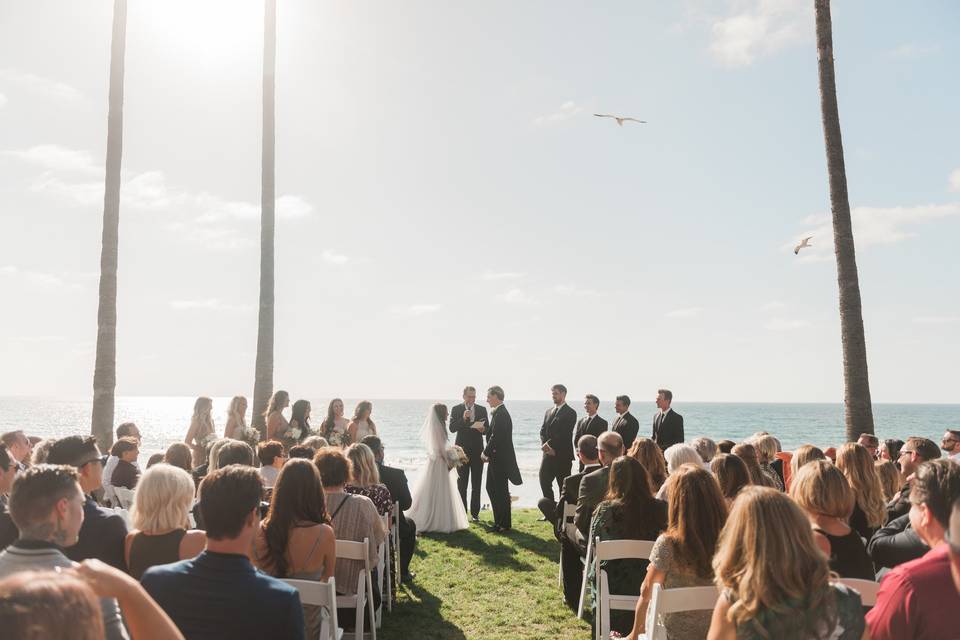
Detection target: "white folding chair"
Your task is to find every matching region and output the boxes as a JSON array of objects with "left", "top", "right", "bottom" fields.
[
  {"left": 335, "top": 538, "right": 376, "bottom": 640},
  {"left": 594, "top": 539, "right": 656, "bottom": 640},
  {"left": 644, "top": 583, "right": 719, "bottom": 640},
  {"left": 376, "top": 513, "right": 391, "bottom": 626},
  {"left": 111, "top": 507, "right": 131, "bottom": 526},
  {"left": 557, "top": 502, "right": 577, "bottom": 587},
  {"left": 113, "top": 486, "right": 135, "bottom": 510},
  {"left": 836, "top": 578, "right": 880, "bottom": 607},
  {"left": 390, "top": 503, "right": 399, "bottom": 591},
  {"left": 282, "top": 577, "right": 343, "bottom": 640},
  {"left": 576, "top": 532, "right": 595, "bottom": 619}
]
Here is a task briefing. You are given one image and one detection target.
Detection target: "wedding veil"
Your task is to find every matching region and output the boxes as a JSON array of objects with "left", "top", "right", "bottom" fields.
[{"left": 420, "top": 404, "right": 449, "bottom": 460}]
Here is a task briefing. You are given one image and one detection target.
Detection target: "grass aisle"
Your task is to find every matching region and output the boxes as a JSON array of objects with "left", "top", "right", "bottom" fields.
[{"left": 381, "top": 509, "right": 592, "bottom": 640}]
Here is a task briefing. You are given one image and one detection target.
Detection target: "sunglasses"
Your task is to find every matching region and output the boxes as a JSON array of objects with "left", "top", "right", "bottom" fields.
[{"left": 898, "top": 450, "right": 915, "bottom": 457}]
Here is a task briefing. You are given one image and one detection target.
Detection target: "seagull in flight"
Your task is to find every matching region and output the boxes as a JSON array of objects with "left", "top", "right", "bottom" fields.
[
  {"left": 794, "top": 236, "right": 813, "bottom": 255},
  {"left": 594, "top": 113, "right": 647, "bottom": 127}
]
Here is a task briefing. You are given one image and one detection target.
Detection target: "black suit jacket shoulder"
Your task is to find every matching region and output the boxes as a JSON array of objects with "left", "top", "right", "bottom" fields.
[
  {"left": 575, "top": 415, "right": 608, "bottom": 446},
  {"left": 66, "top": 496, "right": 128, "bottom": 570},
  {"left": 653, "top": 410, "right": 684, "bottom": 450},
  {"left": 378, "top": 462, "right": 412, "bottom": 512},
  {"left": 450, "top": 403, "right": 488, "bottom": 452},
  {"left": 575, "top": 466, "right": 609, "bottom": 537},
  {"left": 540, "top": 404, "right": 578, "bottom": 461}
]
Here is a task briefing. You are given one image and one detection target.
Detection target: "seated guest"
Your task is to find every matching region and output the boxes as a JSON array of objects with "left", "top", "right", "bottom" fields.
[
  {"left": 751, "top": 435, "right": 784, "bottom": 491},
  {"left": 691, "top": 437, "right": 718, "bottom": 466},
  {"left": 344, "top": 443, "right": 394, "bottom": 516},
  {"left": 948, "top": 498, "right": 960, "bottom": 593},
  {"left": 836, "top": 443, "right": 887, "bottom": 540},
  {"left": 857, "top": 433, "right": 879, "bottom": 459},
  {"left": 141, "top": 465, "right": 305, "bottom": 638},
  {"left": 587, "top": 457, "right": 667, "bottom": 636},
  {"left": 824, "top": 446, "right": 838, "bottom": 463},
  {"left": 790, "top": 443, "right": 826, "bottom": 478},
  {"left": 717, "top": 439, "right": 735, "bottom": 455},
  {"left": 301, "top": 435, "right": 329, "bottom": 451},
  {"left": 627, "top": 464, "right": 727, "bottom": 640},
  {"left": 0, "top": 465, "right": 127, "bottom": 639},
  {"left": 361, "top": 435, "right": 416, "bottom": 584},
  {"left": 868, "top": 459, "right": 960, "bottom": 639},
  {"left": 163, "top": 442, "right": 193, "bottom": 474},
  {"left": 710, "top": 453, "right": 752, "bottom": 507},
  {"left": 257, "top": 440, "right": 286, "bottom": 489},
  {"left": 215, "top": 440, "right": 255, "bottom": 468},
  {"left": 1, "top": 430, "right": 33, "bottom": 472},
  {"left": 0, "top": 445, "right": 18, "bottom": 550},
  {"left": 109, "top": 437, "right": 141, "bottom": 490},
  {"left": 774, "top": 450, "right": 794, "bottom": 490},
  {"left": 575, "top": 432, "right": 624, "bottom": 540},
  {"left": 887, "top": 437, "right": 940, "bottom": 522},
  {"left": 190, "top": 437, "right": 231, "bottom": 486},
  {"left": 30, "top": 438, "right": 57, "bottom": 465},
  {"left": 879, "top": 438, "right": 904, "bottom": 463},
  {"left": 868, "top": 512, "right": 928, "bottom": 571},
  {"left": 103, "top": 423, "right": 141, "bottom": 503},
  {"left": 790, "top": 460, "right": 874, "bottom": 580},
  {"left": 657, "top": 443, "right": 703, "bottom": 500},
  {"left": 124, "top": 464, "right": 206, "bottom": 580},
  {"left": 731, "top": 442, "right": 772, "bottom": 489},
  {"left": 254, "top": 459, "right": 335, "bottom": 639},
  {"left": 708, "top": 486, "right": 865, "bottom": 639},
  {"left": 145, "top": 453, "right": 165, "bottom": 469},
  {"left": 288, "top": 445, "right": 316, "bottom": 460},
  {"left": 314, "top": 448, "right": 385, "bottom": 613},
  {"left": 941, "top": 429, "right": 960, "bottom": 461},
  {"left": 46, "top": 436, "right": 128, "bottom": 570},
  {"left": 875, "top": 460, "right": 901, "bottom": 502},
  {"left": 628, "top": 438, "right": 668, "bottom": 493}
]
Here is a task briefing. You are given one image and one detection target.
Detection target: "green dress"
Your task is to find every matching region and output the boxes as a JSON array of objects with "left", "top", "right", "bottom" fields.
[{"left": 732, "top": 582, "right": 865, "bottom": 639}]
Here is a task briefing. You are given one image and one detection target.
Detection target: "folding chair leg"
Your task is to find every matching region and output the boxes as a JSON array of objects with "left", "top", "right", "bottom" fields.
[{"left": 367, "top": 573, "right": 377, "bottom": 640}]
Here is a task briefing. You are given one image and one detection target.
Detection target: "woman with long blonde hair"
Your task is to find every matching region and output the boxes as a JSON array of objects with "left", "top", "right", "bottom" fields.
[
  {"left": 348, "top": 400, "right": 377, "bottom": 444},
  {"left": 707, "top": 486, "right": 867, "bottom": 640},
  {"left": 628, "top": 438, "right": 668, "bottom": 492},
  {"left": 344, "top": 443, "right": 393, "bottom": 516},
  {"left": 224, "top": 396, "right": 248, "bottom": 440},
  {"left": 874, "top": 459, "right": 900, "bottom": 502},
  {"left": 835, "top": 443, "right": 887, "bottom": 540},
  {"left": 184, "top": 396, "right": 216, "bottom": 467},
  {"left": 790, "top": 444, "right": 826, "bottom": 478},
  {"left": 264, "top": 390, "right": 291, "bottom": 444}
]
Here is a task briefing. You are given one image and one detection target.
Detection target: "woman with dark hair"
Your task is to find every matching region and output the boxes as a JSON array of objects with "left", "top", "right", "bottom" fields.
[
  {"left": 731, "top": 442, "right": 772, "bottom": 488},
  {"left": 254, "top": 458, "right": 335, "bottom": 639},
  {"left": 348, "top": 401, "right": 377, "bottom": 445},
  {"left": 717, "top": 439, "right": 736, "bottom": 455},
  {"left": 879, "top": 438, "right": 904, "bottom": 464},
  {"left": 710, "top": 453, "right": 752, "bottom": 507},
  {"left": 320, "top": 399, "right": 350, "bottom": 447},
  {"left": 628, "top": 438, "right": 668, "bottom": 493},
  {"left": 163, "top": 442, "right": 193, "bottom": 473},
  {"left": 288, "top": 399, "right": 312, "bottom": 449},
  {"left": 265, "top": 390, "right": 291, "bottom": 443},
  {"left": 587, "top": 456, "right": 668, "bottom": 636}
]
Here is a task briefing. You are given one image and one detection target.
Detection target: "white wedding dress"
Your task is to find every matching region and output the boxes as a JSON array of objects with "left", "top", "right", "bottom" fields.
[{"left": 405, "top": 407, "right": 469, "bottom": 533}]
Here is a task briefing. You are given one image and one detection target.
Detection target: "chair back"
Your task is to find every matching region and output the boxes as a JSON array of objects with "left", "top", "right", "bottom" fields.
[
  {"left": 836, "top": 578, "right": 879, "bottom": 607},
  {"left": 335, "top": 538, "right": 370, "bottom": 565},
  {"left": 646, "top": 584, "right": 720, "bottom": 640},
  {"left": 114, "top": 486, "right": 135, "bottom": 509},
  {"left": 334, "top": 538, "right": 376, "bottom": 640},
  {"left": 594, "top": 539, "right": 656, "bottom": 640},
  {"left": 576, "top": 532, "right": 595, "bottom": 619},
  {"left": 561, "top": 502, "right": 577, "bottom": 543},
  {"left": 282, "top": 578, "right": 339, "bottom": 640},
  {"left": 595, "top": 539, "right": 655, "bottom": 562}
]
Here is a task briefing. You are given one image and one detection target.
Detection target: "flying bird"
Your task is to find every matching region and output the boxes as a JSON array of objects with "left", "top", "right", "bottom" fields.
[
  {"left": 594, "top": 113, "right": 647, "bottom": 127},
  {"left": 794, "top": 236, "right": 813, "bottom": 255}
]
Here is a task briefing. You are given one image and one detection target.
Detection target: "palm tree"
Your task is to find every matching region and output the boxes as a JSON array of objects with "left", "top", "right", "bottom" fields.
[
  {"left": 814, "top": 0, "right": 875, "bottom": 440},
  {"left": 252, "top": 0, "right": 277, "bottom": 436},
  {"left": 91, "top": 0, "right": 128, "bottom": 453}
]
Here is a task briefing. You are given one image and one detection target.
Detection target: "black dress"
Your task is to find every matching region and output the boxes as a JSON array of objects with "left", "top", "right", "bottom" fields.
[
  {"left": 814, "top": 526, "right": 875, "bottom": 580},
  {"left": 849, "top": 503, "right": 878, "bottom": 541}
]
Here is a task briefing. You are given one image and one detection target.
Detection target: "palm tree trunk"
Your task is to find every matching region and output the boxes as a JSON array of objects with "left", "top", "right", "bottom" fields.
[
  {"left": 91, "top": 0, "right": 128, "bottom": 453},
  {"left": 252, "top": 0, "right": 277, "bottom": 436},
  {"left": 814, "top": 0, "right": 875, "bottom": 440}
]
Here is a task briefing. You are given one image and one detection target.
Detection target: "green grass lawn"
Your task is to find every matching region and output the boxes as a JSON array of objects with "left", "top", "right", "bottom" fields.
[{"left": 380, "top": 508, "right": 592, "bottom": 640}]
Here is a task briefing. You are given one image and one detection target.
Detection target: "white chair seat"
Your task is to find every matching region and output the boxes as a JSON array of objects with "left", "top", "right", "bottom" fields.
[
  {"left": 282, "top": 577, "right": 342, "bottom": 640},
  {"left": 836, "top": 578, "right": 880, "bottom": 607},
  {"left": 335, "top": 538, "right": 377, "bottom": 640},
  {"left": 645, "top": 584, "right": 719, "bottom": 640}
]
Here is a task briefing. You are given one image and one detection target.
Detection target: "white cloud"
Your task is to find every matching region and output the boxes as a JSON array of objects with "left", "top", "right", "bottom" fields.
[
  {"left": 392, "top": 303, "right": 442, "bottom": 317},
  {"left": 276, "top": 195, "right": 313, "bottom": 219},
  {"left": 533, "top": 101, "right": 583, "bottom": 126},
  {"left": 169, "top": 298, "right": 252, "bottom": 312},
  {"left": 665, "top": 307, "right": 702, "bottom": 319},
  {"left": 887, "top": 43, "right": 940, "bottom": 59},
  {"left": 321, "top": 250, "right": 349, "bottom": 265},
  {"left": 948, "top": 169, "right": 960, "bottom": 192},
  {"left": 500, "top": 288, "right": 535, "bottom": 304},
  {"left": 709, "top": 0, "right": 809, "bottom": 67},
  {"left": 3, "top": 144, "right": 100, "bottom": 174},
  {"left": 912, "top": 316, "right": 959, "bottom": 325},
  {"left": 0, "top": 265, "right": 73, "bottom": 288},
  {"left": 0, "top": 69, "right": 86, "bottom": 104},
  {"left": 482, "top": 271, "right": 524, "bottom": 281},
  {"left": 764, "top": 318, "right": 810, "bottom": 331}
]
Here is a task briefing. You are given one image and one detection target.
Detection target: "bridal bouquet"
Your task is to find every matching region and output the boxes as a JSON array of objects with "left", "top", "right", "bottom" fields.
[
  {"left": 237, "top": 425, "right": 261, "bottom": 449},
  {"left": 445, "top": 445, "right": 469, "bottom": 470}
]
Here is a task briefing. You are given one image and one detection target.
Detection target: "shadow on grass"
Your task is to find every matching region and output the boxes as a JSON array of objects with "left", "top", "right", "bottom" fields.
[
  {"left": 384, "top": 581, "right": 468, "bottom": 640},
  {"left": 419, "top": 526, "right": 537, "bottom": 572}
]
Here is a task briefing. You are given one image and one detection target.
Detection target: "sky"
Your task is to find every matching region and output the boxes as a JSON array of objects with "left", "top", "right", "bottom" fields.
[{"left": 0, "top": 0, "right": 958, "bottom": 403}]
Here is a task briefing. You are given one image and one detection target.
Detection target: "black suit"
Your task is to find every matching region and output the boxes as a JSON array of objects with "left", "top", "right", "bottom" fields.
[
  {"left": 449, "top": 403, "right": 489, "bottom": 518},
  {"left": 573, "top": 414, "right": 608, "bottom": 470},
  {"left": 484, "top": 404, "right": 522, "bottom": 529},
  {"left": 377, "top": 461, "right": 416, "bottom": 577},
  {"left": 555, "top": 463, "right": 601, "bottom": 610},
  {"left": 65, "top": 495, "right": 128, "bottom": 570},
  {"left": 611, "top": 412, "right": 640, "bottom": 450},
  {"left": 538, "top": 403, "right": 577, "bottom": 505},
  {"left": 652, "top": 409, "right": 684, "bottom": 450}
]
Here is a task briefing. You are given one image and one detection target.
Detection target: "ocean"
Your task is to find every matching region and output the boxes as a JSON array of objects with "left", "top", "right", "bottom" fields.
[{"left": 2, "top": 397, "right": 956, "bottom": 507}]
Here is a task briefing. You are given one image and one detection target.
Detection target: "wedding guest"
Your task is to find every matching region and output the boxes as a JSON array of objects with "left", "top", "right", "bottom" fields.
[
  {"left": 302, "top": 435, "right": 329, "bottom": 451},
  {"left": 947, "top": 499, "right": 960, "bottom": 593},
  {"left": 124, "top": 464, "right": 206, "bottom": 580},
  {"left": 732, "top": 442, "right": 773, "bottom": 488},
  {"left": 575, "top": 431, "right": 624, "bottom": 539},
  {"left": 109, "top": 437, "right": 141, "bottom": 490},
  {"left": 362, "top": 435, "right": 416, "bottom": 584},
  {"left": 574, "top": 394, "right": 608, "bottom": 453},
  {"left": 103, "top": 423, "right": 141, "bottom": 501},
  {"left": 790, "top": 460, "right": 874, "bottom": 580},
  {"left": 887, "top": 437, "right": 940, "bottom": 522},
  {"left": 344, "top": 443, "right": 394, "bottom": 516},
  {"left": 146, "top": 454, "right": 164, "bottom": 469},
  {"left": 215, "top": 440, "right": 255, "bottom": 468},
  {"left": 46, "top": 436, "right": 128, "bottom": 570},
  {"left": 184, "top": 396, "right": 216, "bottom": 467},
  {"left": 857, "top": 433, "right": 879, "bottom": 459},
  {"left": 710, "top": 453, "right": 752, "bottom": 507},
  {"left": 587, "top": 456, "right": 667, "bottom": 636},
  {"left": 163, "top": 442, "right": 193, "bottom": 474},
  {"left": 692, "top": 437, "right": 718, "bottom": 465},
  {"left": 867, "top": 459, "right": 960, "bottom": 639},
  {"left": 191, "top": 437, "right": 230, "bottom": 486},
  {"left": 0, "top": 465, "right": 126, "bottom": 639},
  {"left": 879, "top": 438, "right": 904, "bottom": 463},
  {"left": 791, "top": 444, "right": 826, "bottom": 478},
  {"left": 868, "top": 512, "right": 928, "bottom": 570},
  {"left": 628, "top": 438, "right": 668, "bottom": 493},
  {"left": 775, "top": 450, "right": 794, "bottom": 490},
  {"left": 941, "top": 429, "right": 960, "bottom": 461},
  {"left": 288, "top": 399, "right": 312, "bottom": 449},
  {"left": 288, "top": 445, "right": 316, "bottom": 460},
  {"left": 627, "top": 464, "right": 728, "bottom": 640},
  {"left": 257, "top": 440, "right": 286, "bottom": 489},
  {"left": 708, "top": 486, "right": 866, "bottom": 639},
  {"left": 254, "top": 459, "right": 335, "bottom": 639},
  {"left": 836, "top": 443, "right": 887, "bottom": 540},
  {"left": 320, "top": 399, "right": 350, "bottom": 446},
  {"left": 0, "top": 445, "right": 20, "bottom": 550},
  {"left": 224, "top": 395, "right": 248, "bottom": 441},
  {"left": 611, "top": 396, "right": 640, "bottom": 451},
  {"left": 717, "top": 439, "right": 736, "bottom": 455},
  {"left": 751, "top": 435, "right": 785, "bottom": 490},
  {"left": 449, "top": 386, "right": 489, "bottom": 521},
  {"left": 875, "top": 460, "right": 901, "bottom": 502},
  {"left": 651, "top": 389, "right": 684, "bottom": 451},
  {"left": 141, "top": 465, "right": 305, "bottom": 638},
  {"left": 0, "top": 430, "right": 32, "bottom": 472},
  {"left": 265, "top": 390, "right": 292, "bottom": 443},
  {"left": 538, "top": 384, "right": 577, "bottom": 520},
  {"left": 657, "top": 443, "right": 702, "bottom": 500},
  {"left": 553, "top": 435, "right": 601, "bottom": 609},
  {"left": 348, "top": 401, "right": 378, "bottom": 444},
  {"left": 30, "top": 437, "right": 56, "bottom": 465}
]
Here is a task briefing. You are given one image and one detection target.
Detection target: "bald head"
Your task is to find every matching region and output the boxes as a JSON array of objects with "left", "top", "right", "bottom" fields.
[{"left": 597, "top": 432, "right": 624, "bottom": 466}]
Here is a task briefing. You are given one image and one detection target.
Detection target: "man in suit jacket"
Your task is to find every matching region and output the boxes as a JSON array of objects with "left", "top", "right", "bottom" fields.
[
  {"left": 362, "top": 435, "right": 417, "bottom": 582},
  {"left": 575, "top": 431, "right": 624, "bottom": 540},
  {"left": 573, "top": 394, "right": 608, "bottom": 471},
  {"left": 611, "top": 395, "right": 640, "bottom": 451},
  {"left": 482, "top": 386, "right": 522, "bottom": 532},
  {"left": 652, "top": 389, "right": 684, "bottom": 451},
  {"left": 538, "top": 384, "right": 578, "bottom": 519},
  {"left": 449, "top": 386, "right": 489, "bottom": 521}
]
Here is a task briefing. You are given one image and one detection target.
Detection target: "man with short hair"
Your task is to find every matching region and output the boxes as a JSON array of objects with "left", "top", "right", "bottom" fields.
[
  {"left": 449, "top": 386, "right": 489, "bottom": 522},
  {"left": 362, "top": 435, "right": 417, "bottom": 583},
  {"left": 0, "top": 465, "right": 127, "bottom": 639},
  {"left": 573, "top": 395, "right": 607, "bottom": 470},
  {"left": 611, "top": 396, "right": 639, "bottom": 451},
  {"left": 45, "top": 435, "right": 128, "bottom": 569},
  {"left": 482, "top": 386, "right": 522, "bottom": 533},
  {"left": 0, "top": 430, "right": 32, "bottom": 472},
  {"left": 858, "top": 433, "right": 879, "bottom": 459},
  {"left": 141, "top": 465, "right": 304, "bottom": 638},
  {"left": 941, "top": 429, "right": 960, "bottom": 461},
  {"left": 867, "top": 459, "right": 960, "bottom": 639},
  {"left": 575, "top": 431, "right": 624, "bottom": 539},
  {"left": 652, "top": 389, "right": 684, "bottom": 451},
  {"left": 538, "top": 384, "right": 577, "bottom": 520},
  {"left": 888, "top": 436, "right": 941, "bottom": 521},
  {"left": 0, "top": 445, "right": 19, "bottom": 550},
  {"left": 102, "top": 422, "right": 142, "bottom": 503}
]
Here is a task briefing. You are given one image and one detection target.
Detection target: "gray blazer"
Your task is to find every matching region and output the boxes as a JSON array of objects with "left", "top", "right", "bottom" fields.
[{"left": 574, "top": 465, "right": 610, "bottom": 540}]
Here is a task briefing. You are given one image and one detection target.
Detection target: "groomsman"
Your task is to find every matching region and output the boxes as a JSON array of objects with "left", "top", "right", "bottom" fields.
[
  {"left": 538, "top": 384, "right": 577, "bottom": 520},
  {"left": 652, "top": 388, "right": 684, "bottom": 450},
  {"left": 482, "top": 386, "right": 522, "bottom": 532},
  {"left": 449, "top": 386, "right": 489, "bottom": 522},
  {"left": 611, "top": 395, "right": 640, "bottom": 450},
  {"left": 574, "top": 395, "right": 607, "bottom": 471}
]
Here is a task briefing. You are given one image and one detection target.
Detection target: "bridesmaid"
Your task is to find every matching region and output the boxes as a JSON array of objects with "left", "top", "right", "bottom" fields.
[
  {"left": 265, "top": 390, "right": 291, "bottom": 443},
  {"left": 184, "top": 396, "right": 216, "bottom": 467},
  {"left": 224, "top": 396, "right": 248, "bottom": 440},
  {"left": 287, "top": 399, "right": 312, "bottom": 449},
  {"left": 347, "top": 400, "right": 377, "bottom": 445},
  {"left": 320, "top": 398, "right": 350, "bottom": 447}
]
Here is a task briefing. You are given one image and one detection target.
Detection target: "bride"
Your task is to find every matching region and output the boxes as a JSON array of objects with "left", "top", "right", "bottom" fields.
[{"left": 405, "top": 403, "right": 469, "bottom": 533}]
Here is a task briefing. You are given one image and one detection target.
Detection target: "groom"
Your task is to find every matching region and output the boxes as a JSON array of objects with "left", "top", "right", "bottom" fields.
[
  {"left": 449, "top": 386, "right": 489, "bottom": 522},
  {"left": 482, "top": 385, "right": 522, "bottom": 532}
]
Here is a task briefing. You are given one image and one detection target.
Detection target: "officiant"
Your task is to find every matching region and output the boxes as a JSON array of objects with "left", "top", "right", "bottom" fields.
[{"left": 449, "top": 386, "right": 488, "bottom": 522}]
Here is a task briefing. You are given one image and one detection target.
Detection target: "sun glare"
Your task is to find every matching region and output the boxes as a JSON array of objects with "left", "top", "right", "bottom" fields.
[{"left": 135, "top": 0, "right": 265, "bottom": 64}]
